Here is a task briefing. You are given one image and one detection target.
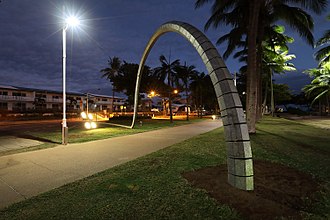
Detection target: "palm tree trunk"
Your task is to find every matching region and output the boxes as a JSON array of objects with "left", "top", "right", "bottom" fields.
[
  {"left": 163, "top": 99, "right": 166, "bottom": 116},
  {"left": 168, "top": 67, "right": 173, "bottom": 123},
  {"left": 327, "top": 94, "right": 330, "bottom": 116},
  {"left": 256, "top": 3, "right": 265, "bottom": 121},
  {"left": 270, "top": 73, "right": 275, "bottom": 117},
  {"left": 169, "top": 95, "right": 173, "bottom": 122},
  {"left": 256, "top": 68, "right": 262, "bottom": 121},
  {"left": 256, "top": 39, "right": 263, "bottom": 121},
  {"left": 262, "top": 76, "right": 269, "bottom": 115},
  {"left": 112, "top": 85, "right": 115, "bottom": 113},
  {"left": 197, "top": 87, "right": 201, "bottom": 118},
  {"left": 199, "top": 88, "right": 203, "bottom": 118},
  {"left": 185, "top": 84, "right": 189, "bottom": 121},
  {"left": 246, "top": 0, "right": 261, "bottom": 134}
]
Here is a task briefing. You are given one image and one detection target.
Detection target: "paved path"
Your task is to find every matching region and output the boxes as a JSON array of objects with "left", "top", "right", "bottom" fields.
[
  {"left": 0, "top": 136, "right": 42, "bottom": 152},
  {"left": 0, "top": 120, "right": 222, "bottom": 209}
]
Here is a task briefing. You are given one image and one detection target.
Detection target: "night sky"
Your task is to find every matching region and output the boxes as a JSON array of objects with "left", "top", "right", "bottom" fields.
[{"left": 0, "top": 0, "right": 329, "bottom": 95}]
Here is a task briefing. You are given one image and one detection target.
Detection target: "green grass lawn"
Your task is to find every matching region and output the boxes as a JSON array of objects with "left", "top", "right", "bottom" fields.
[
  {"left": 1, "top": 118, "right": 201, "bottom": 156},
  {"left": 36, "top": 119, "right": 196, "bottom": 142},
  {"left": 49, "top": 118, "right": 202, "bottom": 143},
  {"left": 0, "top": 117, "right": 329, "bottom": 219},
  {"left": 296, "top": 118, "right": 330, "bottom": 130}
]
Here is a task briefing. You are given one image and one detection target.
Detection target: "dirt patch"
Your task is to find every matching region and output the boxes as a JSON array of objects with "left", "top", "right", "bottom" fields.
[{"left": 183, "top": 160, "right": 322, "bottom": 219}]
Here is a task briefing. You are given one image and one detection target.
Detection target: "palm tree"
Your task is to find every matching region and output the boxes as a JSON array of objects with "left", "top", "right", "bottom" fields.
[
  {"left": 111, "top": 62, "right": 153, "bottom": 107},
  {"left": 190, "top": 72, "right": 205, "bottom": 117},
  {"left": 264, "top": 46, "right": 296, "bottom": 115},
  {"left": 100, "top": 57, "right": 121, "bottom": 112},
  {"left": 196, "top": 0, "right": 327, "bottom": 133},
  {"left": 234, "top": 25, "right": 295, "bottom": 115},
  {"left": 262, "top": 25, "right": 296, "bottom": 115},
  {"left": 190, "top": 73, "right": 217, "bottom": 117},
  {"left": 154, "top": 55, "right": 180, "bottom": 123},
  {"left": 304, "top": 63, "right": 330, "bottom": 114},
  {"left": 175, "top": 63, "right": 199, "bottom": 121},
  {"left": 315, "top": 14, "right": 330, "bottom": 66}
]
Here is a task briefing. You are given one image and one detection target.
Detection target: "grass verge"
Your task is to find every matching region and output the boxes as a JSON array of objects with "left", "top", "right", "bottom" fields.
[
  {"left": 0, "top": 116, "right": 329, "bottom": 219},
  {"left": 0, "top": 118, "right": 201, "bottom": 156},
  {"left": 32, "top": 119, "right": 198, "bottom": 143}
]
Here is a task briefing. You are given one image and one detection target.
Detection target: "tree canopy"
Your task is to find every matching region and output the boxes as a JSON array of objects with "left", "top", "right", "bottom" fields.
[{"left": 196, "top": 0, "right": 327, "bottom": 133}]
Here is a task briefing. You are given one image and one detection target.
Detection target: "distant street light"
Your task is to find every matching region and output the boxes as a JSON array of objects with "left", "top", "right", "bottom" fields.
[
  {"left": 148, "top": 90, "right": 158, "bottom": 98},
  {"left": 168, "top": 89, "right": 179, "bottom": 123},
  {"left": 62, "top": 15, "right": 80, "bottom": 145}
]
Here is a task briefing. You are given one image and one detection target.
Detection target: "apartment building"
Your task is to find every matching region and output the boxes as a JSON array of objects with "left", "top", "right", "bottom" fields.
[
  {"left": 0, "top": 85, "right": 126, "bottom": 113},
  {"left": 88, "top": 93, "right": 126, "bottom": 113}
]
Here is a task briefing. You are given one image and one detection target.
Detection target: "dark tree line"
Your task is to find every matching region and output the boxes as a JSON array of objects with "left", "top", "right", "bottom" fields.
[
  {"left": 196, "top": 0, "right": 328, "bottom": 133},
  {"left": 100, "top": 55, "right": 218, "bottom": 120}
]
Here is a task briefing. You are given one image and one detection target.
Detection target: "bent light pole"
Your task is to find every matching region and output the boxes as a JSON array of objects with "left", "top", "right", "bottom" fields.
[{"left": 130, "top": 21, "right": 254, "bottom": 190}]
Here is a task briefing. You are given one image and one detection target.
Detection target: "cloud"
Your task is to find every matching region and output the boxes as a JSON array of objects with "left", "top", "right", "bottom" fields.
[{"left": 1, "top": 0, "right": 328, "bottom": 96}]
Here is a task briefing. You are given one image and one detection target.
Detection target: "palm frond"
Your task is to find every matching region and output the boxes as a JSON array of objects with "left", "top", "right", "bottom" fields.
[
  {"left": 316, "top": 30, "right": 330, "bottom": 46},
  {"left": 319, "top": 56, "right": 330, "bottom": 67},
  {"left": 195, "top": 0, "right": 212, "bottom": 9},
  {"left": 315, "top": 46, "right": 330, "bottom": 62},
  {"left": 286, "top": 0, "right": 328, "bottom": 14},
  {"left": 274, "top": 4, "right": 314, "bottom": 46},
  {"left": 233, "top": 49, "right": 247, "bottom": 59},
  {"left": 311, "top": 89, "right": 330, "bottom": 105}
]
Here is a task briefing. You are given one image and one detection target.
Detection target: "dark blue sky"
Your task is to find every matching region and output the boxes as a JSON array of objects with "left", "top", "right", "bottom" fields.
[{"left": 0, "top": 0, "right": 329, "bottom": 95}]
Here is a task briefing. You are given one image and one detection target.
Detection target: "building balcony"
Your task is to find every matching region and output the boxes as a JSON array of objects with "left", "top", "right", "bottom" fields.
[
  {"left": 114, "top": 101, "right": 125, "bottom": 105},
  {"left": 0, "top": 95, "right": 34, "bottom": 102},
  {"left": 97, "top": 100, "right": 112, "bottom": 105},
  {"left": 96, "top": 101, "right": 125, "bottom": 105},
  {"left": 46, "top": 98, "right": 63, "bottom": 103}
]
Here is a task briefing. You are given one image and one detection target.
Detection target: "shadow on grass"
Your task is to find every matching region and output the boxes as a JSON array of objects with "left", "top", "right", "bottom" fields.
[
  {"left": 16, "top": 134, "right": 60, "bottom": 144},
  {"left": 256, "top": 128, "right": 330, "bottom": 155}
]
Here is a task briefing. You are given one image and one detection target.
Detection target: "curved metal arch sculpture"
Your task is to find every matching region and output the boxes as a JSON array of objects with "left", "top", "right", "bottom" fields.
[{"left": 131, "top": 21, "right": 253, "bottom": 190}]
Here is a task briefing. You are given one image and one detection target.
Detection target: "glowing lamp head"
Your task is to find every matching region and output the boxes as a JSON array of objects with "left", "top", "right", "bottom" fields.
[
  {"left": 81, "top": 111, "right": 87, "bottom": 119},
  {"left": 66, "top": 16, "right": 80, "bottom": 27},
  {"left": 84, "top": 122, "right": 91, "bottom": 129},
  {"left": 212, "top": 115, "right": 216, "bottom": 120},
  {"left": 91, "top": 122, "right": 97, "bottom": 129},
  {"left": 84, "top": 121, "right": 97, "bottom": 129},
  {"left": 88, "top": 113, "right": 93, "bottom": 120},
  {"left": 173, "top": 89, "right": 178, "bottom": 94}
]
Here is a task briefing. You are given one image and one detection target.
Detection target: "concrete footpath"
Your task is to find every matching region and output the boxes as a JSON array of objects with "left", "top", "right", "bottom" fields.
[
  {"left": 0, "top": 136, "right": 42, "bottom": 153},
  {"left": 0, "top": 120, "right": 222, "bottom": 210}
]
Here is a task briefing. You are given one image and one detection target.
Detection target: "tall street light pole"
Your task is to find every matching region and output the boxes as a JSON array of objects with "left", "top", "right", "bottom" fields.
[
  {"left": 62, "top": 21, "right": 68, "bottom": 145},
  {"left": 62, "top": 15, "right": 80, "bottom": 145}
]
